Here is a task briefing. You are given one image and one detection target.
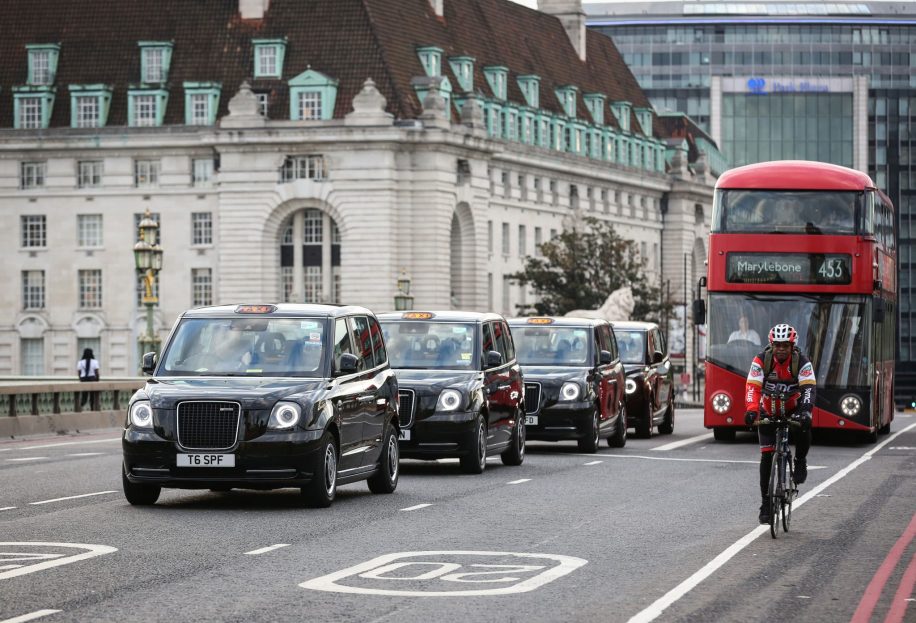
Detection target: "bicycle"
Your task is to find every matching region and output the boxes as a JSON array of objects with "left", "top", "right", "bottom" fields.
[{"left": 755, "top": 390, "right": 801, "bottom": 539}]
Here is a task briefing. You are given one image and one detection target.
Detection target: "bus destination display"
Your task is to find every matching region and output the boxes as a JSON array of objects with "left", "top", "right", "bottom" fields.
[{"left": 726, "top": 253, "right": 852, "bottom": 285}]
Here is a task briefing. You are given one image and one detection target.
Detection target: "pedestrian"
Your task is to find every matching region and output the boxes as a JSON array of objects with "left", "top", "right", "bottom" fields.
[{"left": 77, "top": 348, "right": 100, "bottom": 408}]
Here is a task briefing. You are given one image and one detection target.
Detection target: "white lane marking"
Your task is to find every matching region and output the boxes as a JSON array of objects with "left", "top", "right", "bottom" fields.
[
  {"left": 244, "top": 544, "right": 290, "bottom": 556},
  {"left": 0, "top": 507, "right": 16, "bottom": 512},
  {"left": 7, "top": 457, "right": 46, "bottom": 462},
  {"left": 66, "top": 453, "right": 103, "bottom": 457},
  {"left": 626, "top": 421, "right": 916, "bottom": 623},
  {"left": 300, "top": 551, "right": 588, "bottom": 597},
  {"left": 436, "top": 459, "right": 459, "bottom": 464},
  {"left": 0, "top": 610, "right": 62, "bottom": 623},
  {"left": 651, "top": 433, "right": 714, "bottom": 452},
  {"left": 0, "top": 543, "right": 117, "bottom": 581},
  {"left": 571, "top": 453, "right": 757, "bottom": 465},
  {"left": 507, "top": 479, "right": 531, "bottom": 485},
  {"left": 16, "top": 437, "right": 120, "bottom": 451},
  {"left": 584, "top": 460, "right": 603, "bottom": 466},
  {"left": 400, "top": 504, "right": 432, "bottom": 512},
  {"left": 29, "top": 491, "right": 116, "bottom": 506}
]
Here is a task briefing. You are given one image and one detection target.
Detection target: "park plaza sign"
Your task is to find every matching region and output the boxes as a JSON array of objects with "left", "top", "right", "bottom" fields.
[{"left": 721, "top": 76, "right": 853, "bottom": 95}]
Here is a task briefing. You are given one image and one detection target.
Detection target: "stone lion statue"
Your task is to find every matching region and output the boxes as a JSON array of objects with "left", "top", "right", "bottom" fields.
[{"left": 565, "top": 287, "right": 635, "bottom": 322}]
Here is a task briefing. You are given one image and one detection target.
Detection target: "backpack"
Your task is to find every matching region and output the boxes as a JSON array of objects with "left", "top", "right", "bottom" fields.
[{"left": 762, "top": 344, "right": 800, "bottom": 380}]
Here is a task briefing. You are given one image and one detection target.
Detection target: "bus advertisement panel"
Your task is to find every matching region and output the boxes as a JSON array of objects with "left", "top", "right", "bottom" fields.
[{"left": 702, "top": 161, "right": 896, "bottom": 443}]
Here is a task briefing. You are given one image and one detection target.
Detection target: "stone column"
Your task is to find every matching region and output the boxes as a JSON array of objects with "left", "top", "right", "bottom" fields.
[{"left": 292, "top": 211, "right": 304, "bottom": 302}]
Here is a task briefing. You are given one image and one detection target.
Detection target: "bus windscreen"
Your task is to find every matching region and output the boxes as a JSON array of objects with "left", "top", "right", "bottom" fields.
[
  {"left": 705, "top": 293, "right": 868, "bottom": 388},
  {"left": 713, "top": 190, "right": 860, "bottom": 235}
]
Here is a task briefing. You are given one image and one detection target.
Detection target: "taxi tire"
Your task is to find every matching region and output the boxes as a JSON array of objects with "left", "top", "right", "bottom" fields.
[
  {"left": 608, "top": 401, "right": 627, "bottom": 448},
  {"left": 368, "top": 424, "right": 399, "bottom": 494},
  {"left": 122, "top": 468, "right": 161, "bottom": 506},
  {"left": 302, "top": 432, "right": 338, "bottom": 508},
  {"left": 501, "top": 408, "right": 526, "bottom": 466},
  {"left": 460, "top": 415, "right": 487, "bottom": 474},
  {"left": 577, "top": 409, "right": 600, "bottom": 453},
  {"left": 658, "top": 402, "right": 675, "bottom": 435}
]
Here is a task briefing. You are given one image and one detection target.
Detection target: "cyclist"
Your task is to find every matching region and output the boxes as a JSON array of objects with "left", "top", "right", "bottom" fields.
[{"left": 744, "top": 323, "right": 816, "bottom": 524}]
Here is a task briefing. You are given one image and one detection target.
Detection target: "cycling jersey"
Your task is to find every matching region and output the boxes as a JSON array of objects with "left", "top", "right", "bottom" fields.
[{"left": 745, "top": 349, "right": 817, "bottom": 417}]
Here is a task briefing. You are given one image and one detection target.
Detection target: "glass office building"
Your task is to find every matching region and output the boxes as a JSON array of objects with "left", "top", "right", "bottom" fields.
[{"left": 587, "top": 1, "right": 916, "bottom": 404}]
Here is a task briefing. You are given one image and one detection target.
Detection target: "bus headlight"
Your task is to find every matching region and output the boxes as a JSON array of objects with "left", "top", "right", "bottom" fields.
[
  {"left": 840, "top": 395, "right": 862, "bottom": 417},
  {"left": 560, "top": 382, "right": 581, "bottom": 401},
  {"left": 625, "top": 378, "right": 637, "bottom": 394},
  {"left": 711, "top": 393, "right": 731, "bottom": 414}
]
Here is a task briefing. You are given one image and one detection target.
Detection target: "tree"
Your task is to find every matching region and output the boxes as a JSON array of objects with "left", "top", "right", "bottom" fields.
[{"left": 510, "top": 216, "right": 670, "bottom": 322}]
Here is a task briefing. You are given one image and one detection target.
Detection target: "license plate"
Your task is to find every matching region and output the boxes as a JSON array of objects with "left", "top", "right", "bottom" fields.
[
  {"left": 399, "top": 430, "right": 411, "bottom": 441},
  {"left": 525, "top": 415, "right": 538, "bottom": 425},
  {"left": 177, "top": 453, "right": 235, "bottom": 467}
]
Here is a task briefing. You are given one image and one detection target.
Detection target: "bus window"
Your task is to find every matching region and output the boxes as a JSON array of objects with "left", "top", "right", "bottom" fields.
[
  {"left": 716, "top": 190, "right": 859, "bottom": 235},
  {"left": 863, "top": 189, "right": 875, "bottom": 236}
]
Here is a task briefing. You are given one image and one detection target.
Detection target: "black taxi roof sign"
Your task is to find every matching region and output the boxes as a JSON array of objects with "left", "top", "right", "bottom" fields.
[
  {"left": 527, "top": 317, "right": 554, "bottom": 324},
  {"left": 235, "top": 304, "right": 277, "bottom": 314},
  {"left": 402, "top": 312, "right": 435, "bottom": 320}
]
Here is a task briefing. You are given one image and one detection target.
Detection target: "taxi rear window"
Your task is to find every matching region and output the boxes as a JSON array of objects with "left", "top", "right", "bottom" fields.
[{"left": 159, "top": 317, "right": 328, "bottom": 377}]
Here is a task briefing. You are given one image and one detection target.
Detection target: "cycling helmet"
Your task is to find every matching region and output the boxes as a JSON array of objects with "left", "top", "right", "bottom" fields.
[{"left": 768, "top": 323, "right": 797, "bottom": 344}]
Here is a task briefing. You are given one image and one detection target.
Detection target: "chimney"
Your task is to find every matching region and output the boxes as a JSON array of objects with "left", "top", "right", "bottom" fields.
[
  {"left": 429, "top": 0, "right": 444, "bottom": 18},
  {"left": 240, "top": 0, "right": 270, "bottom": 19},
  {"left": 538, "top": 0, "right": 586, "bottom": 62}
]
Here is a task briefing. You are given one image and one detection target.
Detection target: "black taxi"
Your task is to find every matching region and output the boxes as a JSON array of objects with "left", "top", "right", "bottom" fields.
[
  {"left": 611, "top": 321, "right": 676, "bottom": 438},
  {"left": 508, "top": 317, "right": 627, "bottom": 452},
  {"left": 122, "top": 304, "right": 400, "bottom": 508},
  {"left": 376, "top": 311, "right": 525, "bottom": 474}
]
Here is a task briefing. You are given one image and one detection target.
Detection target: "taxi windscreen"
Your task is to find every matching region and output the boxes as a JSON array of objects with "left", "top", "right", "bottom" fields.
[
  {"left": 381, "top": 321, "right": 477, "bottom": 370},
  {"left": 514, "top": 326, "right": 591, "bottom": 366},
  {"left": 614, "top": 330, "right": 646, "bottom": 364},
  {"left": 159, "top": 317, "right": 327, "bottom": 377}
]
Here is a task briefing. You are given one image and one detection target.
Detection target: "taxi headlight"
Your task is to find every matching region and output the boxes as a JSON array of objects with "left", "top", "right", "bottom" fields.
[
  {"left": 268, "top": 401, "right": 301, "bottom": 430},
  {"left": 625, "top": 378, "right": 637, "bottom": 394},
  {"left": 840, "top": 395, "right": 862, "bottom": 417},
  {"left": 436, "top": 389, "right": 463, "bottom": 412},
  {"left": 560, "top": 382, "right": 580, "bottom": 401},
  {"left": 711, "top": 393, "right": 732, "bottom": 414},
  {"left": 129, "top": 400, "right": 153, "bottom": 428}
]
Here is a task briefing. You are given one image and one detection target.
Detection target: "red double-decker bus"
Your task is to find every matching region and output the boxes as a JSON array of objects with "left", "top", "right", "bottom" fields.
[{"left": 702, "top": 161, "right": 897, "bottom": 442}]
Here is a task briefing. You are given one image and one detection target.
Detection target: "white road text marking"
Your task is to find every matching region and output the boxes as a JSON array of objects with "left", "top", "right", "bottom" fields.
[
  {"left": 244, "top": 544, "right": 290, "bottom": 555},
  {"left": 29, "top": 491, "right": 116, "bottom": 506}
]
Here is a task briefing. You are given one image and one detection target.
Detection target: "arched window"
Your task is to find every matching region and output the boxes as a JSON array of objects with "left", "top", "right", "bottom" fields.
[{"left": 279, "top": 208, "right": 341, "bottom": 303}]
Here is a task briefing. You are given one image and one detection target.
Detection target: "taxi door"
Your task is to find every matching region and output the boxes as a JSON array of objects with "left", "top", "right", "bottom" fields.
[
  {"left": 331, "top": 317, "right": 367, "bottom": 472},
  {"left": 482, "top": 321, "right": 514, "bottom": 446},
  {"left": 651, "top": 327, "right": 673, "bottom": 410},
  {"left": 349, "top": 315, "right": 389, "bottom": 467},
  {"left": 593, "top": 324, "right": 618, "bottom": 423}
]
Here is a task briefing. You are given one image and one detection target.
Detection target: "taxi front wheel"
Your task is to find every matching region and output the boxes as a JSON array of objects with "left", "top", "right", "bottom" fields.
[
  {"left": 302, "top": 431, "right": 338, "bottom": 508},
  {"left": 122, "top": 468, "right": 161, "bottom": 506},
  {"left": 368, "top": 424, "right": 400, "bottom": 494},
  {"left": 460, "top": 415, "right": 487, "bottom": 474}
]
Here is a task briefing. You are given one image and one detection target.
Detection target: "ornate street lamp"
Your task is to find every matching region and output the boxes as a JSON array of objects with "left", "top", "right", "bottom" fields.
[
  {"left": 133, "top": 209, "right": 163, "bottom": 362},
  {"left": 394, "top": 269, "right": 413, "bottom": 311}
]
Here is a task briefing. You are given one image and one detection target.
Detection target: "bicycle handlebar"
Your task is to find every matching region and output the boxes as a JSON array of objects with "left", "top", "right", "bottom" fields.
[{"left": 752, "top": 417, "right": 802, "bottom": 428}]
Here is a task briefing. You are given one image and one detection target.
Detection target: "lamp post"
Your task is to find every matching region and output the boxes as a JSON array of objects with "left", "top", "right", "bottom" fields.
[
  {"left": 394, "top": 270, "right": 413, "bottom": 311},
  {"left": 133, "top": 209, "right": 164, "bottom": 360}
]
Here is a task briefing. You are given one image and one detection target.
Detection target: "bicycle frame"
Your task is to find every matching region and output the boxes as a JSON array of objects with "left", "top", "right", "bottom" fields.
[{"left": 758, "top": 389, "right": 799, "bottom": 538}]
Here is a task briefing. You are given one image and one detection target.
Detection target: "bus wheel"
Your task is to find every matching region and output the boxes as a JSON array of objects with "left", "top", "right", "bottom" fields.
[
  {"left": 713, "top": 427, "right": 736, "bottom": 442},
  {"left": 878, "top": 421, "right": 891, "bottom": 435},
  {"left": 860, "top": 428, "right": 879, "bottom": 444}
]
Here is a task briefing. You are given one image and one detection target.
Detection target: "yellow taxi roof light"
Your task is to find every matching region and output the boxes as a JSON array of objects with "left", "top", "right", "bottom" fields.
[
  {"left": 402, "top": 312, "right": 435, "bottom": 320},
  {"left": 527, "top": 317, "right": 554, "bottom": 324},
  {"left": 235, "top": 305, "right": 277, "bottom": 314}
]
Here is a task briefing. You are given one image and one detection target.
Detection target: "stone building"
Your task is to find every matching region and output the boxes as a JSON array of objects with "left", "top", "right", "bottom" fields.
[{"left": 0, "top": 0, "right": 721, "bottom": 376}]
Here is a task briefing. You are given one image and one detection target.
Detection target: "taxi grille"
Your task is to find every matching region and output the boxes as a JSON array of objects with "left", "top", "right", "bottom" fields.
[
  {"left": 177, "top": 401, "right": 240, "bottom": 450},
  {"left": 524, "top": 383, "right": 541, "bottom": 415},
  {"left": 398, "top": 390, "right": 415, "bottom": 429}
]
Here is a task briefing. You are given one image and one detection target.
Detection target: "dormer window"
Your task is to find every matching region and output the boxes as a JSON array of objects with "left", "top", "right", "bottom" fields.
[
  {"left": 555, "top": 85, "right": 578, "bottom": 118},
  {"left": 139, "top": 42, "right": 173, "bottom": 83},
  {"left": 417, "top": 46, "right": 443, "bottom": 77},
  {"left": 517, "top": 75, "right": 540, "bottom": 109},
  {"left": 69, "top": 85, "right": 113, "bottom": 128},
  {"left": 253, "top": 38, "right": 287, "bottom": 78},
  {"left": 611, "top": 101, "right": 632, "bottom": 133},
  {"left": 27, "top": 44, "right": 60, "bottom": 86},
  {"left": 13, "top": 88, "right": 55, "bottom": 130},
  {"left": 484, "top": 66, "right": 509, "bottom": 101},
  {"left": 288, "top": 68, "right": 338, "bottom": 121},
  {"left": 448, "top": 56, "right": 475, "bottom": 92},
  {"left": 128, "top": 87, "right": 169, "bottom": 127},
  {"left": 584, "top": 93, "right": 606, "bottom": 125},
  {"left": 634, "top": 107, "right": 654, "bottom": 137},
  {"left": 184, "top": 82, "right": 221, "bottom": 125}
]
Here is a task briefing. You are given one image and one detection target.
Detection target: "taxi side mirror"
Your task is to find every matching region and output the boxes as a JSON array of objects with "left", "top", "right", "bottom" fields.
[
  {"left": 599, "top": 350, "right": 613, "bottom": 365},
  {"left": 652, "top": 351, "right": 664, "bottom": 365},
  {"left": 485, "top": 350, "right": 503, "bottom": 369},
  {"left": 336, "top": 353, "right": 359, "bottom": 376},
  {"left": 141, "top": 352, "right": 157, "bottom": 375}
]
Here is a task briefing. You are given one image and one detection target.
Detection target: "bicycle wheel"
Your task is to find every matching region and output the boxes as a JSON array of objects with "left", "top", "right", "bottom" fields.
[
  {"left": 768, "top": 451, "right": 780, "bottom": 539},
  {"left": 783, "top": 452, "right": 794, "bottom": 533}
]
